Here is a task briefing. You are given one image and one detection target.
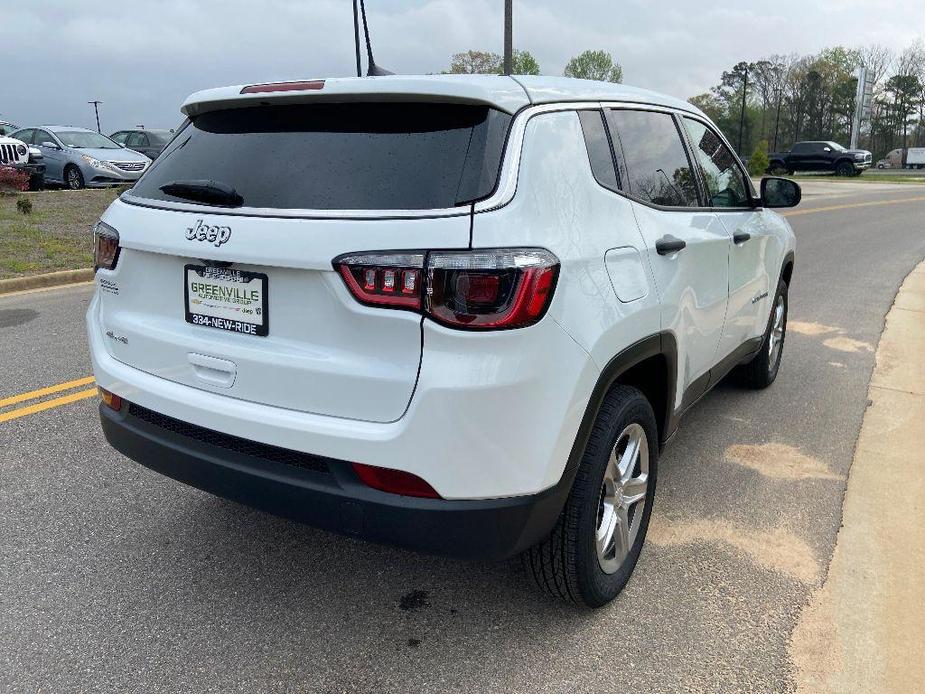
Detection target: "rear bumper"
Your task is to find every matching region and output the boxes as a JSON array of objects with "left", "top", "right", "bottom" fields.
[{"left": 100, "top": 401, "right": 573, "bottom": 560}]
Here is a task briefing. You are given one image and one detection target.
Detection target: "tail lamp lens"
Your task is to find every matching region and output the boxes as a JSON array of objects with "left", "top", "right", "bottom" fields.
[
  {"left": 351, "top": 462, "right": 441, "bottom": 498},
  {"left": 333, "top": 248, "right": 559, "bottom": 330},
  {"left": 426, "top": 249, "right": 559, "bottom": 329},
  {"left": 93, "top": 221, "right": 121, "bottom": 271},
  {"left": 336, "top": 252, "right": 425, "bottom": 310}
]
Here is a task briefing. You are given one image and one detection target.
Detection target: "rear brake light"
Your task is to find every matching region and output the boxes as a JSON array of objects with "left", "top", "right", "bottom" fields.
[
  {"left": 93, "top": 221, "right": 120, "bottom": 271},
  {"left": 427, "top": 249, "right": 559, "bottom": 329},
  {"left": 333, "top": 248, "right": 559, "bottom": 330},
  {"left": 240, "top": 80, "right": 325, "bottom": 94},
  {"left": 352, "top": 463, "right": 441, "bottom": 498}
]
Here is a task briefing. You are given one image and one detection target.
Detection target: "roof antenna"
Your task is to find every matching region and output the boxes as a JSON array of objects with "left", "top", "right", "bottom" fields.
[
  {"left": 357, "top": 0, "right": 393, "bottom": 76},
  {"left": 352, "top": 0, "right": 362, "bottom": 77}
]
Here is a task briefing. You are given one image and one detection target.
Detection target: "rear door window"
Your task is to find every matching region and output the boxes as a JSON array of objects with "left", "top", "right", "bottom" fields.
[
  {"left": 605, "top": 109, "right": 700, "bottom": 208},
  {"left": 131, "top": 103, "right": 511, "bottom": 210}
]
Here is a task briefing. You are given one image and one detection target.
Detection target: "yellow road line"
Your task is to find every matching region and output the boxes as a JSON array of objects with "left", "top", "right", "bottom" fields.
[
  {"left": 0, "top": 376, "right": 96, "bottom": 409},
  {"left": 0, "top": 387, "right": 98, "bottom": 424},
  {"left": 783, "top": 196, "right": 925, "bottom": 217}
]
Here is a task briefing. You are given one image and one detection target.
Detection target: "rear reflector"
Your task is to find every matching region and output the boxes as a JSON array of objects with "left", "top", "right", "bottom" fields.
[
  {"left": 98, "top": 387, "right": 123, "bottom": 411},
  {"left": 240, "top": 80, "right": 325, "bottom": 94},
  {"left": 352, "top": 463, "right": 441, "bottom": 498}
]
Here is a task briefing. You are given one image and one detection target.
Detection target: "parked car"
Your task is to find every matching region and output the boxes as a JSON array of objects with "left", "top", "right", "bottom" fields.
[
  {"left": 768, "top": 140, "right": 872, "bottom": 176},
  {"left": 0, "top": 120, "right": 21, "bottom": 137},
  {"left": 881, "top": 147, "right": 925, "bottom": 170},
  {"left": 9, "top": 126, "right": 151, "bottom": 189},
  {"left": 109, "top": 129, "right": 174, "bottom": 160},
  {"left": 88, "top": 75, "right": 798, "bottom": 607},
  {"left": 876, "top": 158, "right": 889, "bottom": 169},
  {"left": 0, "top": 126, "right": 46, "bottom": 191}
]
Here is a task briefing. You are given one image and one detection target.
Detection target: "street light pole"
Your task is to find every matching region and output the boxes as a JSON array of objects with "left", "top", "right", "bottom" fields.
[
  {"left": 503, "top": 0, "right": 512, "bottom": 75},
  {"left": 88, "top": 100, "right": 103, "bottom": 133},
  {"left": 773, "top": 88, "right": 782, "bottom": 152},
  {"left": 737, "top": 65, "right": 748, "bottom": 154}
]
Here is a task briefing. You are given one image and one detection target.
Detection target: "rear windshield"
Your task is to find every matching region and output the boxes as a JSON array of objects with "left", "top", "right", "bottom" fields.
[{"left": 130, "top": 102, "right": 511, "bottom": 210}]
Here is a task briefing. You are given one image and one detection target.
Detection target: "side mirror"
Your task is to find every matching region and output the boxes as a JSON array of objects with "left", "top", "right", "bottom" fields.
[
  {"left": 28, "top": 147, "right": 43, "bottom": 160},
  {"left": 761, "top": 177, "right": 801, "bottom": 208},
  {"left": 41, "top": 141, "right": 60, "bottom": 150},
  {"left": 823, "top": 147, "right": 831, "bottom": 152}
]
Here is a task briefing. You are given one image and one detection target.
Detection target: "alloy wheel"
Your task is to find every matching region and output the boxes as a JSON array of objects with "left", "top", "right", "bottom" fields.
[
  {"left": 596, "top": 422, "right": 649, "bottom": 574},
  {"left": 767, "top": 294, "right": 785, "bottom": 370}
]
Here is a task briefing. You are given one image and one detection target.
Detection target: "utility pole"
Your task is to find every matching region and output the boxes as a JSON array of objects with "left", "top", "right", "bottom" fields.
[
  {"left": 773, "top": 87, "right": 782, "bottom": 152},
  {"left": 503, "top": 0, "right": 513, "bottom": 75},
  {"left": 88, "top": 100, "right": 103, "bottom": 133},
  {"left": 737, "top": 64, "right": 748, "bottom": 154}
]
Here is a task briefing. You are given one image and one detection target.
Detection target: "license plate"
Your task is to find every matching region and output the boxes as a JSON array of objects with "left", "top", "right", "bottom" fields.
[{"left": 184, "top": 264, "right": 268, "bottom": 336}]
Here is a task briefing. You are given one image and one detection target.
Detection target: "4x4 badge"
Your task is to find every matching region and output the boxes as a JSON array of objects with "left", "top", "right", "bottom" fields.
[{"left": 186, "top": 219, "right": 232, "bottom": 247}]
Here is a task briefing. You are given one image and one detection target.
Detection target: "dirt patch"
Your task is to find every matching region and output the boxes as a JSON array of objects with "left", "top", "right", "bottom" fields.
[
  {"left": 648, "top": 518, "right": 820, "bottom": 584},
  {"left": 822, "top": 336, "right": 874, "bottom": 353},
  {"left": 724, "top": 442, "right": 842, "bottom": 481},
  {"left": 789, "top": 320, "right": 840, "bottom": 336}
]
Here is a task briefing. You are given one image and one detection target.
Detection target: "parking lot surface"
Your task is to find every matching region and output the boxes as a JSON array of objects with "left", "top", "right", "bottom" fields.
[{"left": 2, "top": 182, "right": 925, "bottom": 692}]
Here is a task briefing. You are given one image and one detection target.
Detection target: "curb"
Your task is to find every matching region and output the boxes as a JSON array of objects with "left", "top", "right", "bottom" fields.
[
  {"left": 0, "top": 269, "right": 94, "bottom": 296},
  {"left": 790, "top": 259, "right": 925, "bottom": 692}
]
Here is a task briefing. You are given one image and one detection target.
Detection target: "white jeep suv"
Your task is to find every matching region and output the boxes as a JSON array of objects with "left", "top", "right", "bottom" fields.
[{"left": 87, "top": 75, "right": 798, "bottom": 607}]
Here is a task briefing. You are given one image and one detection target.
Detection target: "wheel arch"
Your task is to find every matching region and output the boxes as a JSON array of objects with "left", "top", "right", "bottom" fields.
[{"left": 565, "top": 333, "right": 677, "bottom": 475}]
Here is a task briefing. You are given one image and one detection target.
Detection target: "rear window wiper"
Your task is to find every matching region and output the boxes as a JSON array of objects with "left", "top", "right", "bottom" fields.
[{"left": 159, "top": 179, "right": 244, "bottom": 207}]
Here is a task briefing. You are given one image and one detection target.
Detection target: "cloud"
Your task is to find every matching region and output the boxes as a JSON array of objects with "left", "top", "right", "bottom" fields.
[{"left": 0, "top": 0, "right": 922, "bottom": 131}]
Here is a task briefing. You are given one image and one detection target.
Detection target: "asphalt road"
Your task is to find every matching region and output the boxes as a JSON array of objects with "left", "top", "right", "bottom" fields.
[{"left": 2, "top": 183, "right": 924, "bottom": 693}]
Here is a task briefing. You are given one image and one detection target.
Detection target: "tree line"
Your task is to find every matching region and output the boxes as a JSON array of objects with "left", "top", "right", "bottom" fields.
[
  {"left": 446, "top": 49, "right": 622, "bottom": 83},
  {"left": 689, "top": 42, "right": 925, "bottom": 159}
]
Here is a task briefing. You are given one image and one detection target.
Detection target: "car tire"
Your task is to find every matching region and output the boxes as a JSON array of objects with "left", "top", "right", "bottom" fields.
[
  {"left": 64, "top": 165, "right": 84, "bottom": 190},
  {"left": 523, "top": 384, "right": 658, "bottom": 608},
  {"left": 737, "top": 279, "right": 788, "bottom": 389},
  {"left": 835, "top": 161, "right": 855, "bottom": 177},
  {"left": 768, "top": 162, "right": 788, "bottom": 176}
]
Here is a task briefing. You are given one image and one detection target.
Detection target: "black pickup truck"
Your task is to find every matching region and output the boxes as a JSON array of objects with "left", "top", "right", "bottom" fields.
[{"left": 768, "top": 141, "right": 872, "bottom": 176}]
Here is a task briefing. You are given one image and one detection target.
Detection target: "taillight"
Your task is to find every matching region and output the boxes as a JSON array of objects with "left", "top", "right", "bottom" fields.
[
  {"left": 93, "top": 221, "right": 120, "bottom": 271},
  {"left": 240, "top": 80, "right": 325, "bottom": 94},
  {"left": 335, "top": 252, "right": 425, "bottom": 310},
  {"left": 333, "top": 248, "right": 559, "bottom": 330},
  {"left": 426, "top": 249, "right": 559, "bottom": 329},
  {"left": 352, "top": 463, "right": 441, "bottom": 498}
]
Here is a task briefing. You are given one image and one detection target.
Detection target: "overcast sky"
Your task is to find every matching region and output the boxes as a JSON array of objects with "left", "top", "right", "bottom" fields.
[{"left": 2, "top": 0, "right": 923, "bottom": 132}]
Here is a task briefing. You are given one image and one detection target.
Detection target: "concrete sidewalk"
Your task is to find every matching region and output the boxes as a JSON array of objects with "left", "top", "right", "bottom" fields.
[{"left": 790, "top": 262, "right": 925, "bottom": 692}]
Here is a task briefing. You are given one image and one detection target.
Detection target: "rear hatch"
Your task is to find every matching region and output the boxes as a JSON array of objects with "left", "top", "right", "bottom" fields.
[{"left": 96, "top": 99, "right": 511, "bottom": 423}]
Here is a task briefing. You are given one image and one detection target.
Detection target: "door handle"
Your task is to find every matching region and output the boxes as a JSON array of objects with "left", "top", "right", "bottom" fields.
[
  {"left": 655, "top": 235, "right": 686, "bottom": 255},
  {"left": 733, "top": 232, "right": 751, "bottom": 244}
]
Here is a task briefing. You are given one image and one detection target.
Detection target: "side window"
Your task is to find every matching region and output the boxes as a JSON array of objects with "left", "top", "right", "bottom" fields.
[
  {"left": 791, "top": 143, "right": 809, "bottom": 154},
  {"left": 682, "top": 118, "right": 750, "bottom": 208},
  {"left": 13, "top": 129, "right": 34, "bottom": 145},
  {"left": 110, "top": 132, "right": 126, "bottom": 144},
  {"left": 577, "top": 110, "right": 619, "bottom": 192},
  {"left": 126, "top": 132, "right": 145, "bottom": 147},
  {"left": 605, "top": 109, "right": 700, "bottom": 208},
  {"left": 36, "top": 130, "right": 55, "bottom": 147}
]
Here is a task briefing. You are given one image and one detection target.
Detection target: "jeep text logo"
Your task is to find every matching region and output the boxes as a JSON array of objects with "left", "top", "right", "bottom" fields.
[{"left": 186, "top": 219, "right": 232, "bottom": 247}]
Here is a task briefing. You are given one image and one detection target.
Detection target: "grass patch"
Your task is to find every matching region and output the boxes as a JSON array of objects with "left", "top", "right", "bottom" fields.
[{"left": 0, "top": 188, "right": 119, "bottom": 280}]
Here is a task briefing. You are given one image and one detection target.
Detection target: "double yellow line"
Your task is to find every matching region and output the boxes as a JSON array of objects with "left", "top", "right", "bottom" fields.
[{"left": 0, "top": 376, "right": 98, "bottom": 423}]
